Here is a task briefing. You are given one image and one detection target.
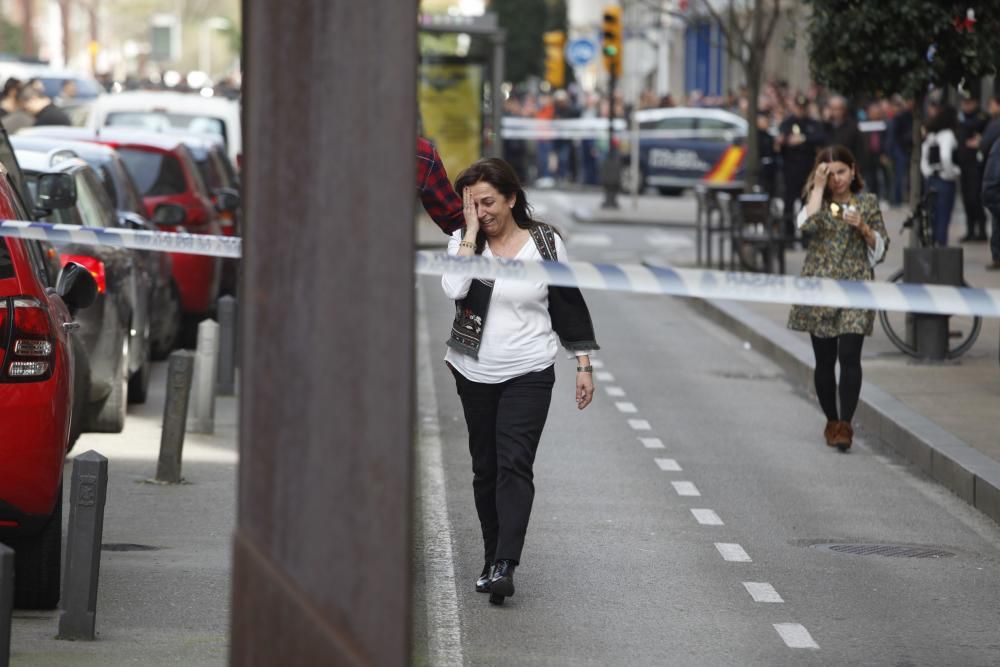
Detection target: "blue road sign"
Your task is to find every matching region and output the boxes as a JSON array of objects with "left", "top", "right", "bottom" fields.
[{"left": 566, "top": 38, "right": 598, "bottom": 67}]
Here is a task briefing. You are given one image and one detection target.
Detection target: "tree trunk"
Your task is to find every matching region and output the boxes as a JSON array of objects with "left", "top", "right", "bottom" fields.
[{"left": 20, "top": 0, "right": 35, "bottom": 57}]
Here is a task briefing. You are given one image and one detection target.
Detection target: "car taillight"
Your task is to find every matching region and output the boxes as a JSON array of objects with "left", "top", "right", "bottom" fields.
[
  {"left": 61, "top": 254, "right": 106, "bottom": 294},
  {"left": 4, "top": 297, "right": 54, "bottom": 381},
  {"left": 219, "top": 210, "right": 235, "bottom": 228}
]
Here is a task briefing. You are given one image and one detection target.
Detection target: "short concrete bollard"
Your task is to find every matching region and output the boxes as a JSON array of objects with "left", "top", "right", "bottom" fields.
[
  {"left": 58, "top": 451, "right": 108, "bottom": 641},
  {"left": 188, "top": 319, "right": 219, "bottom": 435},
  {"left": 157, "top": 350, "right": 195, "bottom": 484},
  {"left": 217, "top": 296, "right": 237, "bottom": 396},
  {"left": 1, "top": 543, "right": 12, "bottom": 666}
]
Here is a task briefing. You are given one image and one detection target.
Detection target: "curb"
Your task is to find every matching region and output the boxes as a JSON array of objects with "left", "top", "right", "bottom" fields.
[{"left": 687, "top": 296, "right": 1000, "bottom": 526}]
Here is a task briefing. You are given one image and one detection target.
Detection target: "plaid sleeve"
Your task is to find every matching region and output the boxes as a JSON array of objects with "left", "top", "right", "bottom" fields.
[{"left": 417, "top": 139, "right": 464, "bottom": 234}]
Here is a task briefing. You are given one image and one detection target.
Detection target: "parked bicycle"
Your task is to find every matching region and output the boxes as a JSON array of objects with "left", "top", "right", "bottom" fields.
[{"left": 878, "top": 189, "right": 982, "bottom": 359}]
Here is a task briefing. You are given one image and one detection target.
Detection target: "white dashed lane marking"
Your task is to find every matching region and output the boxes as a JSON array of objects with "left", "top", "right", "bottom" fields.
[
  {"left": 715, "top": 543, "right": 752, "bottom": 562},
  {"left": 605, "top": 386, "right": 626, "bottom": 397},
  {"left": 654, "top": 458, "right": 681, "bottom": 471},
  {"left": 671, "top": 481, "right": 701, "bottom": 496},
  {"left": 690, "top": 509, "right": 723, "bottom": 526},
  {"left": 773, "top": 623, "right": 820, "bottom": 649},
  {"left": 743, "top": 582, "right": 784, "bottom": 603},
  {"left": 640, "top": 437, "right": 665, "bottom": 449},
  {"left": 628, "top": 419, "right": 651, "bottom": 431},
  {"left": 595, "top": 371, "right": 614, "bottom": 382},
  {"left": 615, "top": 401, "right": 637, "bottom": 413}
]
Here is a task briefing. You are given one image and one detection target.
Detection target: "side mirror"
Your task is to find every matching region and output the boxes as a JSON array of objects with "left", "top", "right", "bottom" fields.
[
  {"left": 56, "top": 261, "right": 98, "bottom": 315},
  {"left": 35, "top": 172, "right": 77, "bottom": 211},
  {"left": 152, "top": 203, "right": 186, "bottom": 227},
  {"left": 214, "top": 187, "right": 240, "bottom": 213}
]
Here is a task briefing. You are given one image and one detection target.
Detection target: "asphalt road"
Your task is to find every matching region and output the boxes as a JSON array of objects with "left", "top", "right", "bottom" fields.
[{"left": 413, "top": 190, "right": 1000, "bottom": 666}]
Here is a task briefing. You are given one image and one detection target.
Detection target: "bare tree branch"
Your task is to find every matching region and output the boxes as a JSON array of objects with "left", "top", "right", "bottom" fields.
[
  {"left": 695, "top": 0, "right": 750, "bottom": 63},
  {"left": 760, "top": 0, "right": 782, "bottom": 51}
]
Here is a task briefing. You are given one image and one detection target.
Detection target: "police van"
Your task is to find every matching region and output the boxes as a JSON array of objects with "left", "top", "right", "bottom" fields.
[{"left": 624, "top": 107, "right": 747, "bottom": 195}]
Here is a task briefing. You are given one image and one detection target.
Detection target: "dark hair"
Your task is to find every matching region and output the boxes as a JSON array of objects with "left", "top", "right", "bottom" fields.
[
  {"left": 1, "top": 77, "right": 21, "bottom": 98},
  {"left": 926, "top": 104, "right": 958, "bottom": 133},
  {"left": 454, "top": 158, "right": 539, "bottom": 253},
  {"left": 803, "top": 144, "right": 865, "bottom": 200}
]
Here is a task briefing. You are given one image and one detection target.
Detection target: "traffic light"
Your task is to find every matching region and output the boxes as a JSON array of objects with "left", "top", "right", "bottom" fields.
[
  {"left": 602, "top": 5, "right": 622, "bottom": 78},
  {"left": 543, "top": 31, "right": 566, "bottom": 89}
]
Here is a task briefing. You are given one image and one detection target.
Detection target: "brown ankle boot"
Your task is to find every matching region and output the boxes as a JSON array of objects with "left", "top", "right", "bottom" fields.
[
  {"left": 832, "top": 421, "right": 853, "bottom": 451},
  {"left": 823, "top": 420, "right": 839, "bottom": 447}
]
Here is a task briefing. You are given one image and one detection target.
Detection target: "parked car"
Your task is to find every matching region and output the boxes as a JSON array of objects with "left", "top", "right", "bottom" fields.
[
  {"left": 1, "top": 225, "right": 97, "bottom": 609},
  {"left": 14, "top": 130, "right": 183, "bottom": 356},
  {"left": 17, "top": 148, "right": 154, "bottom": 430},
  {"left": 83, "top": 90, "right": 242, "bottom": 169},
  {"left": 68, "top": 128, "right": 224, "bottom": 336},
  {"left": 623, "top": 107, "right": 748, "bottom": 195}
]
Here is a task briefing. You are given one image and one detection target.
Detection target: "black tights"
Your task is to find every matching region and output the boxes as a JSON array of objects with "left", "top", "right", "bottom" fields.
[{"left": 810, "top": 334, "right": 864, "bottom": 423}]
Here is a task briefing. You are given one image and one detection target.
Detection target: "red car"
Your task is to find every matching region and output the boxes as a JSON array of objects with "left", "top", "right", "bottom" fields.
[
  {"left": 80, "top": 128, "right": 224, "bottom": 337},
  {"left": 0, "top": 173, "right": 97, "bottom": 609}
]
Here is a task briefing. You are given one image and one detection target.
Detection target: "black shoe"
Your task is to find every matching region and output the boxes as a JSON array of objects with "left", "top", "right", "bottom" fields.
[
  {"left": 475, "top": 562, "right": 493, "bottom": 593},
  {"left": 488, "top": 559, "right": 515, "bottom": 605},
  {"left": 959, "top": 234, "right": 975, "bottom": 243}
]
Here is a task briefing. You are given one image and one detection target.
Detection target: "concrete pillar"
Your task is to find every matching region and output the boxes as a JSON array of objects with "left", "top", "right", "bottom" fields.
[
  {"left": 157, "top": 350, "right": 195, "bottom": 483},
  {"left": 217, "top": 296, "right": 237, "bottom": 395},
  {"left": 188, "top": 319, "right": 219, "bottom": 434},
  {"left": 232, "top": 2, "right": 415, "bottom": 665},
  {"left": 57, "top": 451, "right": 109, "bottom": 641}
]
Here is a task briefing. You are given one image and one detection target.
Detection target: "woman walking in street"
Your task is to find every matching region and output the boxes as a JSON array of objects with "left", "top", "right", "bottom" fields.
[
  {"left": 920, "top": 103, "right": 960, "bottom": 246},
  {"left": 442, "top": 158, "right": 598, "bottom": 605},
  {"left": 788, "top": 145, "right": 889, "bottom": 451}
]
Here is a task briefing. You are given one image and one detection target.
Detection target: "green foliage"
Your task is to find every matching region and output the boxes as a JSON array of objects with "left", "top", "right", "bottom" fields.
[
  {"left": 0, "top": 16, "right": 24, "bottom": 55},
  {"left": 804, "top": 1, "right": 1000, "bottom": 99}
]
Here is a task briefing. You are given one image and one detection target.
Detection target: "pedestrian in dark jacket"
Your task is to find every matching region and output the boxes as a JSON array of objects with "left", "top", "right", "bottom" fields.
[
  {"left": 886, "top": 97, "right": 914, "bottom": 206},
  {"left": 777, "top": 94, "right": 827, "bottom": 240},
  {"left": 982, "top": 139, "right": 1000, "bottom": 269},
  {"left": 18, "top": 85, "right": 70, "bottom": 126},
  {"left": 824, "top": 95, "right": 864, "bottom": 163},
  {"left": 956, "top": 93, "right": 989, "bottom": 241}
]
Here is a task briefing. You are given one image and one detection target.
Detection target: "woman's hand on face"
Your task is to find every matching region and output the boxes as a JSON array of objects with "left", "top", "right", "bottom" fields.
[
  {"left": 462, "top": 186, "right": 479, "bottom": 232},
  {"left": 576, "top": 371, "right": 594, "bottom": 410},
  {"left": 812, "top": 163, "right": 830, "bottom": 191}
]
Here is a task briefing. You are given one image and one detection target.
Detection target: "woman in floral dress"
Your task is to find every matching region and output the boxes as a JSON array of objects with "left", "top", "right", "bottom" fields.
[{"left": 788, "top": 145, "right": 889, "bottom": 451}]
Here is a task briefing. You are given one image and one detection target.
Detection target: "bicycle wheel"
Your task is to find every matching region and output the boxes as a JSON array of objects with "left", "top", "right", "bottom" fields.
[{"left": 878, "top": 269, "right": 983, "bottom": 359}]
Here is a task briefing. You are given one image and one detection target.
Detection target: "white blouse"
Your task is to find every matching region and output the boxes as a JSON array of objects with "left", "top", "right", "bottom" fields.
[{"left": 442, "top": 229, "right": 591, "bottom": 384}]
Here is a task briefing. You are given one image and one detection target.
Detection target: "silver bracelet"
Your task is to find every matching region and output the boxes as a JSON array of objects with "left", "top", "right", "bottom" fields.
[{"left": 576, "top": 365, "right": 593, "bottom": 373}]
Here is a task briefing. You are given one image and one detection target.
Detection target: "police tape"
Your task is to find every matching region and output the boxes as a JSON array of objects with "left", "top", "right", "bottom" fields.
[
  {"left": 415, "top": 251, "right": 1000, "bottom": 319},
  {"left": 0, "top": 220, "right": 242, "bottom": 259}
]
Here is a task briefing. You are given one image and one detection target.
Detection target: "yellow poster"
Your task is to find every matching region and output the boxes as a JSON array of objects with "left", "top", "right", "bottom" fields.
[{"left": 419, "top": 63, "right": 482, "bottom": 179}]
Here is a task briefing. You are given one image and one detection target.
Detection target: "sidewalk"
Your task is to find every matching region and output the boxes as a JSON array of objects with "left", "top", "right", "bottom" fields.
[
  {"left": 581, "top": 196, "right": 1000, "bottom": 524},
  {"left": 10, "top": 362, "right": 236, "bottom": 666}
]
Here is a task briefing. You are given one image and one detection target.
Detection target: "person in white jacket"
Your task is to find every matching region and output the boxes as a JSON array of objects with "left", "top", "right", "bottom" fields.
[{"left": 920, "top": 103, "right": 960, "bottom": 246}]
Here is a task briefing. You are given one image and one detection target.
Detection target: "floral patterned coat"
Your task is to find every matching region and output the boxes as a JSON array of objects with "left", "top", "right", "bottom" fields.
[{"left": 787, "top": 192, "right": 889, "bottom": 337}]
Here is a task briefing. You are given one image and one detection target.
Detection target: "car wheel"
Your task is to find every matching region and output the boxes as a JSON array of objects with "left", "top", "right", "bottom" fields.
[
  {"left": 128, "top": 342, "right": 151, "bottom": 405},
  {"left": 151, "top": 282, "right": 182, "bottom": 360},
  {"left": 88, "top": 335, "right": 128, "bottom": 433},
  {"left": 68, "top": 336, "right": 90, "bottom": 452},
  {"left": 10, "top": 486, "right": 62, "bottom": 610}
]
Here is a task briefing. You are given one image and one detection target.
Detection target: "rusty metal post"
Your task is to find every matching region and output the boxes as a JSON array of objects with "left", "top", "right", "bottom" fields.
[{"left": 232, "top": 2, "right": 415, "bottom": 665}]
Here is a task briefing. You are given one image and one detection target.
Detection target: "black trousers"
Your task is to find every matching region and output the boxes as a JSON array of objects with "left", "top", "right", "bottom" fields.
[
  {"left": 451, "top": 364, "right": 555, "bottom": 565},
  {"left": 959, "top": 160, "right": 986, "bottom": 237}
]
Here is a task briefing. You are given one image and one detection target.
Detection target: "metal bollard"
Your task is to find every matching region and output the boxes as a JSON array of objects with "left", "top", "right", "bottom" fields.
[
  {"left": 217, "top": 296, "right": 237, "bottom": 396},
  {"left": 157, "top": 351, "right": 195, "bottom": 484},
  {"left": 1, "top": 544, "right": 12, "bottom": 666},
  {"left": 188, "top": 319, "right": 220, "bottom": 434},
  {"left": 58, "top": 451, "right": 108, "bottom": 641}
]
